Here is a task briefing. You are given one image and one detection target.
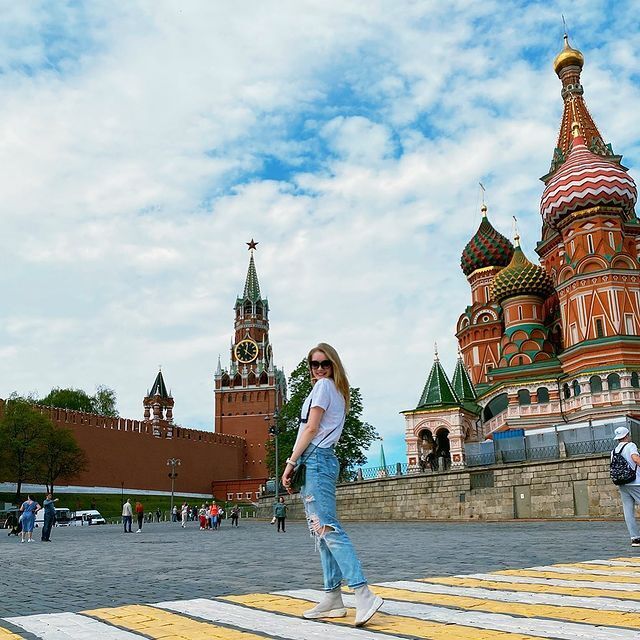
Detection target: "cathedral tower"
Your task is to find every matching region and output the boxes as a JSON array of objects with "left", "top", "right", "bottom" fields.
[
  {"left": 214, "top": 241, "right": 286, "bottom": 480},
  {"left": 143, "top": 369, "right": 174, "bottom": 438}
]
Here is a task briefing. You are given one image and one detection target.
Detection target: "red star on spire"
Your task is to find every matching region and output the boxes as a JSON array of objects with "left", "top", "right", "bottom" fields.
[{"left": 246, "top": 239, "right": 259, "bottom": 251}]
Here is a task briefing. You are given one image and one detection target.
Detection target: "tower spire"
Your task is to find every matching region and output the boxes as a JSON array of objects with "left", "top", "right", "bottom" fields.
[{"left": 243, "top": 240, "right": 262, "bottom": 301}]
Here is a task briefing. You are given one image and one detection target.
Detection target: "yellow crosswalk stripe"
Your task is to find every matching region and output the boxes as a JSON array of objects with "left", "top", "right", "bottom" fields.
[
  {"left": 369, "top": 585, "right": 640, "bottom": 629},
  {"left": 225, "top": 592, "right": 546, "bottom": 640},
  {"left": 85, "top": 604, "right": 274, "bottom": 639},
  {"left": 0, "top": 628, "right": 23, "bottom": 639},
  {"left": 423, "top": 576, "right": 640, "bottom": 600},
  {"left": 495, "top": 569, "right": 640, "bottom": 584}
]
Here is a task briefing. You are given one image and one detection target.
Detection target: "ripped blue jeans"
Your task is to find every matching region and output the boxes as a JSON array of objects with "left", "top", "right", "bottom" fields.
[{"left": 300, "top": 445, "right": 367, "bottom": 591}]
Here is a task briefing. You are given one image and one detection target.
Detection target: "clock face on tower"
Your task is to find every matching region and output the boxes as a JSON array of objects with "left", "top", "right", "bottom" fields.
[{"left": 235, "top": 338, "right": 259, "bottom": 364}]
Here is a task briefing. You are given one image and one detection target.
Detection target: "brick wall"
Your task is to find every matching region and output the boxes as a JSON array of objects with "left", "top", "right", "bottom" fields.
[
  {"left": 257, "top": 454, "right": 624, "bottom": 521},
  {"left": 0, "top": 399, "right": 245, "bottom": 495}
]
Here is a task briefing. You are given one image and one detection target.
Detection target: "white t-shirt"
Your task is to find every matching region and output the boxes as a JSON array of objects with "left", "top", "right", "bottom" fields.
[
  {"left": 613, "top": 441, "right": 640, "bottom": 485},
  {"left": 296, "top": 378, "right": 346, "bottom": 448}
]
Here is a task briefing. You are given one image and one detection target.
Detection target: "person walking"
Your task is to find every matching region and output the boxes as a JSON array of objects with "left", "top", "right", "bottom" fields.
[
  {"left": 209, "top": 502, "right": 219, "bottom": 530},
  {"left": 122, "top": 499, "right": 133, "bottom": 533},
  {"left": 135, "top": 501, "right": 144, "bottom": 533},
  {"left": 171, "top": 505, "right": 178, "bottom": 522},
  {"left": 612, "top": 426, "right": 640, "bottom": 546},
  {"left": 281, "top": 343, "right": 383, "bottom": 627},
  {"left": 198, "top": 505, "right": 207, "bottom": 530},
  {"left": 41, "top": 494, "right": 58, "bottom": 542},
  {"left": 230, "top": 505, "right": 240, "bottom": 527},
  {"left": 156, "top": 507, "right": 161, "bottom": 523},
  {"left": 181, "top": 503, "right": 188, "bottom": 528},
  {"left": 274, "top": 496, "right": 287, "bottom": 533},
  {"left": 19, "top": 495, "right": 40, "bottom": 544}
]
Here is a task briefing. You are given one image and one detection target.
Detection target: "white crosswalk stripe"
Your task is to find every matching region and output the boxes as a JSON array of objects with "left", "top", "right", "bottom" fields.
[
  {"left": 463, "top": 572, "right": 640, "bottom": 591},
  {"left": 375, "top": 579, "right": 640, "bottom": 612},
  {"left": 278, "top": 589, "right": 640, "bottom": 640},
  {"left": 524, "top": 564, "right": 640, "bottom": 578},
  {"left": 157, "top": 598, "right": 406, "bottom": 639},
  {"left": 583, "top": 559, "right": 640, "bottom": 568},
  {"left": 3, "top": 613, "right": 142, "bottom": 640}
]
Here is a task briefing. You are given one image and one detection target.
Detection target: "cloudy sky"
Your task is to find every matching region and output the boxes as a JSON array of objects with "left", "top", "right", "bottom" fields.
[{"left": 2, "top": 0, "right": 639, "bottom": 466}]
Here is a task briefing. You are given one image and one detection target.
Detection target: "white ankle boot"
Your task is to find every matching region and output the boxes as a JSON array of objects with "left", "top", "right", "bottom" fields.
[
  {"left": 354, "top": 585, "right": 383, "bottom": 627},
  {"left": 303, "top": 587, "right": 347, "bottom": 619}
]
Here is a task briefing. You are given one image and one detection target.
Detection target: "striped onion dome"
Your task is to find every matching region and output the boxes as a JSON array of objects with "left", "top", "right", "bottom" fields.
[
  {"left": 461, "top": 205, "right": 514, "bottom": 276},
  {"left": 490, "top": 240, "right": 555, "bottom": 304},
  {"left": 541, "top": 127, "right": 637, "bottom": 225}
]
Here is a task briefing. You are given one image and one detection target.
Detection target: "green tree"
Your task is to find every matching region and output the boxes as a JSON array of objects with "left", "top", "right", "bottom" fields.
[
  {"left": 266, "top": 359, "right": 379, "bottom": 482},
  {"left": 0, "top": 395, "right": 50, "bottom": 500},
  {"left": 39, "top": 385, "right": 119, "bottom": 416},
  {"left": 37, "top": 424, "right": 88, "bottom": 494}
]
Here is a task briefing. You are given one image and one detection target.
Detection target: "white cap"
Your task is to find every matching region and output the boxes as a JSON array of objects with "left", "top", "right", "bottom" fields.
[{"left": 614, "top": 426, "right": 630, "bottom": 440}]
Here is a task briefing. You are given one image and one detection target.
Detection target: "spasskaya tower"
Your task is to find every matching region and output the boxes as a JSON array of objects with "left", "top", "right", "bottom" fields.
[{"left": 214, "top": 240, "right": 286, "bottom": 481}]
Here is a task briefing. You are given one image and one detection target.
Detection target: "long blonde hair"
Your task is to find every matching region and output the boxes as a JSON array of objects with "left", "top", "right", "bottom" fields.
[{"left": 307, "top": 342, "right": 350, "bottom": 413}]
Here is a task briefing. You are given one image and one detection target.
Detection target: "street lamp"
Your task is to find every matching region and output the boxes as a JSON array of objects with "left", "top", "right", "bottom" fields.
[
  {"left": 265, "top": 410, "right": 280, "bottom": 501},
  {"left": 166, "top": 458, "right": 181, "bottom": 518},
  {"left": 121, "top": 481, "right": 124, "bottom": 506}
]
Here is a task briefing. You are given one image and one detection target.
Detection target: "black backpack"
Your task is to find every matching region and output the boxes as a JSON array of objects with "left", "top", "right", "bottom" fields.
[{"left": 610, "top": 443, "right": 638, "bottom": 485}]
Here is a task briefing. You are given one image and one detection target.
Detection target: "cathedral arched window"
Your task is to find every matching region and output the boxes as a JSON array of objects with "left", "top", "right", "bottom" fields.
[
  {"left": 589, "top": 375, "right": 603, "bottom": 393},
  {"left": 256, "top": 302, "right": 263, "bottom": 318},
  {"left": 563, "top": 383, "right": 571, "bottom": 399},
  {"left": 631, "top": 372, "right": 640, "bottom": 389},
  {"left": 259, "top": 371, "right": 268, "bottom": 385},
  {"left": 233, "top": 373, "right": 242, "bottom": 386},
  {"left": 517, "top": 389, "right": 531, "bottom": 406},
  {"left": 587, "top": 234, "right": 594, "bottom": 254},
  {"left": 244, "top": 301, "right": 253, "bottom": 316},
  {"left": 483, "top": 393, "right": 508, "bottom": 421},
  {"left": 572, "top": 380, "right": 581, "bottom": 396},
  {"left": 242, "top": 393, "right": 247, "bottom": 402},
  {"left": 536, "top": 387, "right": 550, "bottom": 404},
  {"left": 607, "top": 373, "right": 621, "bottom": 391}
]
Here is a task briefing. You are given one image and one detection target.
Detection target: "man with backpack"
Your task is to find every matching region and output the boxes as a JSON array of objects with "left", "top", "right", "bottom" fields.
[{"left": 611, "top": 426, "right": 640, "bottom": 547}]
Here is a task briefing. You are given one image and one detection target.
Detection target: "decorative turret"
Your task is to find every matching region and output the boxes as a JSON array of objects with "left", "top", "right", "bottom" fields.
[
  {"left": 547, "top": 34, "right": 616, "bottom": 175},
  {"left": 143, "top": 368, "right": 174, "bottom": 438},
  {"left": 491, "top": 237, "right": 555, "bottom": 304},
  {"left": 461, "top": 204, "right": 514, "bottom": 276},
  {"left": 417, "top": 346, "right": 460, "bottom": 409},
  {"left": 541, "top": 122, "right": 637, "bottom": 227},
  {"left": 452, "top": 351, "right": 477, "bottom": 404}
]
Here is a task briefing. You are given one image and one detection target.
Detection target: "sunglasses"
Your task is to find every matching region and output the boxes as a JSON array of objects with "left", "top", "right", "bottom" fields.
[{"left": 310, "top": 360, "right": 332, "bottom": 370}]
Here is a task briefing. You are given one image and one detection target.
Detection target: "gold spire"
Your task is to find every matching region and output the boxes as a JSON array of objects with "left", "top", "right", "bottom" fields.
[
  {"left": 553, "top": 33, "right": 584, "bottom": 75},
  {"left": 481, "top": 203, "right": 488, "bottom": 217}
]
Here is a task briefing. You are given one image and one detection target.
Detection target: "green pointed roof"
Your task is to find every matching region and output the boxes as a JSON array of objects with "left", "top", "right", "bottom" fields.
[
  {"left": 417, "top": 353, "right": 460, "bottom": 409},
  {"left": 452, "top": 355, "right": 477, "bottom": 402},
  {"left": 149, "top": 370, "right": 170, "bottom": 399},
  {"left": 461, "top": 205, "right": 514, "bottom": 276},
  {"left": 243, "top": 252, "right": 262, "bottom": 301},
  {"left": 379, "top": 443, "right": 387, "bottom": 468}
]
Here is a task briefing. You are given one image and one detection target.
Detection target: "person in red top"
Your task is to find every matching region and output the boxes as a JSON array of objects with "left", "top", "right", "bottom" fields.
[
  {"left": 135, "top": 501, "right": 144, "bottom": 533},
  {"left": 209, "top": 502, "right": 219, "bottom": 530}
]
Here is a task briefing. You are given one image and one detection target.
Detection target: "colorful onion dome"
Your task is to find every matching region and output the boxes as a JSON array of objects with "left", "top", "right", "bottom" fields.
[
  {"left": 553, "top": 34, "right": 584, "bottom": 75},
  {"left": 541, "top": 124, "right": 637, "bottom": 225},
  {"left": 461, "top": 205, "right": 514, "bottom": 276},
  {"left": 490, "top": 239, "right": 555, "bottom": 303}
]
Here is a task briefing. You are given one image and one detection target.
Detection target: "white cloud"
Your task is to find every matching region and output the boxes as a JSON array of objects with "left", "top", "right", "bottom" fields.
[{"left": 2, "top": 1, "right": 639, "bottom": 465}]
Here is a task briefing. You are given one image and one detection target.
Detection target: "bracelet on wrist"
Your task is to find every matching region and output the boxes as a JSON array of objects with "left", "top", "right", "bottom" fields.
[{"left": 285, "top": 458, "right": 297, "bottom": 467}]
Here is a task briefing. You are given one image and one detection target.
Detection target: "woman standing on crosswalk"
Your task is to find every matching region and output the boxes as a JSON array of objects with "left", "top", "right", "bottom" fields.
[{"left": 281, "top": 342, "right": 383, "bottom": 627}]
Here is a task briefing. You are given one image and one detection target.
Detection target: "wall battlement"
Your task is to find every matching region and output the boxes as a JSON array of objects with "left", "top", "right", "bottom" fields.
[{"left": 0, "top": 398, "right": 246, "bottom": 494}]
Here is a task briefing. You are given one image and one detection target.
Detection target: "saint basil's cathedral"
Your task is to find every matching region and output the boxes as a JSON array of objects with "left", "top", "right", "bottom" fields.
[{"left": 404, "top": 36, "right": 640, "bottom": 468}]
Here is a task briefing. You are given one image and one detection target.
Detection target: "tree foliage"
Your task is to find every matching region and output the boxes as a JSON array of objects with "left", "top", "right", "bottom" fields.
[
  {"left": 37, "top": 425, "right": 88, "bottom": 494},
  {"left": 0, "top": 395, "right": 53, "bottom": 499},
  {"left": 266, "top": 359, "right": 379, "bottom": 482},
  {"left": 0, "top": 394, "right": 88, "bottom": 499},
  {"left": 39, "top": 385, "right": 119, "bottom": 416}
]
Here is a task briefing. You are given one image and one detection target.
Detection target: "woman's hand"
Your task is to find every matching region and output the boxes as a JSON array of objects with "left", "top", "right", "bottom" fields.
[{"left": 282, "top": 463, "right": 295, "bottom": 494}]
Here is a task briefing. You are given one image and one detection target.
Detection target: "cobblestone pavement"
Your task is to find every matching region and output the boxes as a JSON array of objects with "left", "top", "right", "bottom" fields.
[{"left": 1, "top": 518, "right": 639, "bottom": 638}]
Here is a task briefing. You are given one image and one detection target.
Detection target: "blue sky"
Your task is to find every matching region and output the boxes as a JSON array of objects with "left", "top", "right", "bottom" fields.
[{"left": 1, "top": 1, "right": 640, "bottom": 467}]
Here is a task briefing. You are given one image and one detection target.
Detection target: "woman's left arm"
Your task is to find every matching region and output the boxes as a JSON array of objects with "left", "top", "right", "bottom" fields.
[{"left": 281, "top": 406, "right": 324, "bottom": 492}]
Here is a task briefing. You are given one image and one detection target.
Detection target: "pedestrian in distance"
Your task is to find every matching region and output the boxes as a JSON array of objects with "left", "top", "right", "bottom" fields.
[
  {"left": 611, "top": 426, "right": 640, "bottom": 546},
  {"left": 230, "top": 505, "right": 240, "bottom": 527},
  {"left": 218, "top": 506, "right": 224, "bottom": 526},
  {"left": 171, "top": 505, "right": 178, "bottom": 522},
  {"left": 274, "top": 496, "right": 287, "bottom": 533},
  {"left": 41, "top": 494, "right": 58, "bottom": 542},
  {"left": 281, "top": 343, "right": 383, "bottom": 627},
  {"left": 181, "top": 503, "right": 188, "bottom": 528},
  {"left": 19, "top": 495, "right": 40, "bottom": 544},
  {"left": 209, "top": 502, "right": 219, "bottom": 530},
  {"left": 156, "top": 507, "right": 161, "bottom": 523},
  {"left": 198, "top": 505, "right": 207, "bottom": 530},
  {"left": 135, "top": 500, "right": 144, "bottom": 533},
  {"left": 122, "top": 499, "right": 133, "bottom": 533}
]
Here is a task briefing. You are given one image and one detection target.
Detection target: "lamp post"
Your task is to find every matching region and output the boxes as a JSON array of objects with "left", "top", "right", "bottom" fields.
[
  {"left": 166, "top": 458, "right": 181, "bottom": 517},
  {"left": 121, "top": 481, "right": 124, "bottom": 506},
  {"left": 266, "top": 410, "right": 280, "bottom": 501}
]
